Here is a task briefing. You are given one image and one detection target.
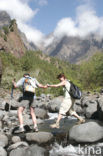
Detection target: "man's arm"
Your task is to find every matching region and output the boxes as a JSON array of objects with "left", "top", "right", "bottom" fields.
[{"left": 12, "top": 78, "right": 24, "bottom": 88}]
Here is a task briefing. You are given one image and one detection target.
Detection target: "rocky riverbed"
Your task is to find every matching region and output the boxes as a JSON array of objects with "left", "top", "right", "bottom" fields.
[{"left": 0, "top": 90, "right": 103, "bottom": 156}]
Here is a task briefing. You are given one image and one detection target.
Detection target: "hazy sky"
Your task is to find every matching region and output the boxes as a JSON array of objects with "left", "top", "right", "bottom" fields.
[{"left": 0, "top": 0, "right": 103, "bottom": 46}]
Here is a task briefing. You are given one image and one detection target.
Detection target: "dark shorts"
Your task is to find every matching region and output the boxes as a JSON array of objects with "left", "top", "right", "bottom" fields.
[{"left": 18, "top": 92, "right": 36, "bottom": 108}]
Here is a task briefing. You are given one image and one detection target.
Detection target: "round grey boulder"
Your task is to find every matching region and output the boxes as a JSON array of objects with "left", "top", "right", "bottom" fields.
[
  {"left": 69, "top": 121, "right": 103, "bottom": 143},
  {"left": 9, "top": 145, "right": 46, "bottom": 156},
  {"left": 26, "top": 132, "right": 53, "bottom": 144},
  {"left": 0, "top": 134, "right": 8, "bottom": 147},
  {"left": 35, "top": 108, "right": 48, "bottom": 119},
  {"left": 47, "top": 96, "right": 63, "bottom": 112},
  {"left": 0, "top": 146, "right": 7, "bottom": 156},
  {"left": 12, "top": 136, "right": 21, "bottom": 143}
]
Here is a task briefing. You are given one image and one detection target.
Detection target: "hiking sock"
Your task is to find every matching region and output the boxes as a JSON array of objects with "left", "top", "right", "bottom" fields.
[{"left": 20, "top": 124, "right": 24, "bottom": 129}]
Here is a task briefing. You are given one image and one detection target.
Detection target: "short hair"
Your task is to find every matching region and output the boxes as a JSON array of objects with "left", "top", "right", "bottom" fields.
[
  {"left": 57, "top": 73, "right": 66, "bottom": 79},
  {"left": 23, "top": 73, "right": 30, "bottom": 77}
]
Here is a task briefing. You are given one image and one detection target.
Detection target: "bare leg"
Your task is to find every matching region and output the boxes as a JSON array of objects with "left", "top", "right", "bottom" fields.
[
  {"left": 17, "top": 107, "right": 24, "bottom": 127},
  {"left": 72, "top": 111, "right": 85, "bottom": 124},
  {"left": 56, "top": 113, "right": 63, "bottom": 123},
  {"left": 30, "top": 107, "right": 37, "bottom": 126},
  {"left": 50, "top": 113, "right": 63, "bottom": 128}
]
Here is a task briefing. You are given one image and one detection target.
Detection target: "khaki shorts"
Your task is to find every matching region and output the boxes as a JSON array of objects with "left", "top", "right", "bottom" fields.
[{"left": 59, "top": 98, "right": 76, "bottom": 116}]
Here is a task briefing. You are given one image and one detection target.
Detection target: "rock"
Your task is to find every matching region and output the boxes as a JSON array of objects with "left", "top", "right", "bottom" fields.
[
  {"left": 0, "top": 110, "right": 4, "bottom": 120},
  {"left": 69, "top": 121, "right": 103, "bottom": 143},
  {"left": 0, "top": 58, "right": 2, "bottom": 83},
  {"left": 47, "top": 96, "right": 63, "bottom": 112},
  {"left": 84, "top": 100, "right": 98, "bottom": 118},
  {"left": 35, "top": 108, "right": 48, "bottom": 119},
  {"left": 0, "top": 146, "right": 7, "bottom": 156},
  {"left": 26, "top": 132, "right": 53, "bottom": 144},
  {"left": 9, "top": 145, "right": 46, "bottom": 156},
  {"left": 0, "top": 133, "right": 8, "bottom": 147},
  {"left": 0, "top": 120, "right": 3, "bottom": 129},
  {"left": 73, "top": 104, "right": 83, "bottom": 115},
  {"left": 8, "top": 141, "right": 29, "bottom": 151},
  {"left": 37, "top": 119, "right": 44, "bottom": 124},
  {"left": 27, "top": 145, "right": 47, "bottom": 156},
  {"left": 12, "top": 136, "right": 21, "bottom": 143},
  {"left": 40, "top": 94, "right": 46, "bottom": 99},
  {"left": 0, "top": 100, "right": 6, "bottom": 110}
]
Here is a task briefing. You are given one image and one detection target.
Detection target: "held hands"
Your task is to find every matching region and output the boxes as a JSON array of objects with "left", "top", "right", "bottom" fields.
[
  {"left": 43, "top": 84, "right": 51, "bottom": 89},
  {"left": 43, "top": 85, "right": 48, "bottom": 89},
  {"left": 47, "top": 84, "right": 51, "bottom": 87}
]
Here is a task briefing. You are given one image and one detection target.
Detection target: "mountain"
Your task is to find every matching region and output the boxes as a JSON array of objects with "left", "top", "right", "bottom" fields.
[
  {"left": 19, "top": 30, "right": 38, "bottom": 51},
  {"left": 43, "top": 34, "right": 103, "bottom": 64},
  {"left": 0, "top": 11, "right": 11, "bottom": 28},
  {"left": 0, "top": 11, "right": 37, "bottom": 57},
  {"left": 0, "top": 19, "right": 26, "bottom": 57}
]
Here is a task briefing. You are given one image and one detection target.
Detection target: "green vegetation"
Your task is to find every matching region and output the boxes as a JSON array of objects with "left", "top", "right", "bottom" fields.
[
  {"left": 0, "top": 50, "right": 103, "bottom": 96},
  {"left": 3, "top": 35, "right": 7, "bottom": 41},
  {"left": 9, "top": 19, "right": 16, "bottom": 32},
  {"left": 3, "top": 26, "right": 9, "bottom": 35}
]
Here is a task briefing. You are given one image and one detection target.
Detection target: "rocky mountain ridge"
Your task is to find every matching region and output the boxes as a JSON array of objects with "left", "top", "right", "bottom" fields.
[
  {"left": 0, "top": 11, "right": 37, "bottom": 57},
  {"left": 43, "top": 34, "right": 103, "bottom": 64}
]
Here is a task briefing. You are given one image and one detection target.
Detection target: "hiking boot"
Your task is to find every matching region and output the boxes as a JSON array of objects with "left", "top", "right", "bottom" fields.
[
  {"left": 50, "top": 122, "right": 60, "bottom": 128},
  {"left": 34, "top": 126, "right": 39, "bottom": 132},
  {"left": 15, "top": 127, "right": 25, "bottom": 133}
]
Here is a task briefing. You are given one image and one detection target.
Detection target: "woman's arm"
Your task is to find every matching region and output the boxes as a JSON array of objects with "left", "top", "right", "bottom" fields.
[{"left": 47, "top": 81, "right": 65, "bottom": 88}]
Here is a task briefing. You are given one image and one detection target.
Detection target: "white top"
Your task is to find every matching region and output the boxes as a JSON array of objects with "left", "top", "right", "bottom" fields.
[
  {"left": 16, "top": 77, "right": 40, "bottom": 88},
  {"left": 64, "top": 80, "right": 71, "bottom": 98}
]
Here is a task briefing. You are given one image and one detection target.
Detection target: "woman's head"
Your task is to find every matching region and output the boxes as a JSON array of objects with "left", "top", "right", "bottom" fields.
[{"left": 57, "top": 73, "right": 66, "bottom": 81}]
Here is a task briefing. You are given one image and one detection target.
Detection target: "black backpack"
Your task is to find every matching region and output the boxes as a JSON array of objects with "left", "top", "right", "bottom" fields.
[{"left": 66, "top": 81, "right": 82, "bottom": 99}]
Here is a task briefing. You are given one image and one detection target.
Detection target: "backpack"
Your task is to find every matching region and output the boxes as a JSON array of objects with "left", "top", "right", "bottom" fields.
[
  {"left": 23, "top": 77, "right": 35, "bottom": 93},
  {"left": 66, "top": 81, "right": 82, "bottom": 99}
]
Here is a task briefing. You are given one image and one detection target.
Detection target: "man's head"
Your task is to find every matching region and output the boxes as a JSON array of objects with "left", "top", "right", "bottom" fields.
[
  {"left": 57, "top": 73, "right": 66, "bottom": 81},
  {"left": 23, "top": 73, "right": 30, "bottom": 78}
]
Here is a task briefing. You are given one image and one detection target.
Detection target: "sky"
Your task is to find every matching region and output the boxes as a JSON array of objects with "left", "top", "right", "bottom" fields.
[{"left": 0, "top": 0, "right": 103, "bottom": 46}]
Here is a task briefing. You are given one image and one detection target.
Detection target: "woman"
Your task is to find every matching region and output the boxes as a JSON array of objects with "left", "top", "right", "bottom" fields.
[{"left": 47, "top": 73, "right": 85, "bottom": 128}]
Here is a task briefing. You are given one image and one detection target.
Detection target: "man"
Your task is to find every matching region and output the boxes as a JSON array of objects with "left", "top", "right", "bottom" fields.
[
  {"left": 47, "top": 73, "right": 85, "bottom": 128},
  {"left": 13, "top": 73, "right": 47, "bottom": 132}
]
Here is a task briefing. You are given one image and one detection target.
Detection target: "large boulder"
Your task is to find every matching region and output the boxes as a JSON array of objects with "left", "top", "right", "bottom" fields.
[
  {"left": 83, "top": 100, "right": 98, "bottom": 118},
  {"left": 0, "top": 58, "right": 2, "bottom": 83},
  {"left": 47, "top": 96, "right": 63, "bottom": 112},
  {"left": 26, "top": 132, "right": 53, "bottom": 144},
  {"left": 0, "top": 146, "right": 7, "bottom": 156},
  {"left": 0, "top": 133, "right": 8, "bottom": 147},
  {"left": 9, "top": 145, "right": 46, "bottom": 156},
  {"left": 69, "top": 121, "right": 103, "bottom": 143},
  {"left": 8, "top": 141, "right": 29, "bottom": 151},
  {"left": 35, "top": 108, "right": 48, "bottom": 119}
]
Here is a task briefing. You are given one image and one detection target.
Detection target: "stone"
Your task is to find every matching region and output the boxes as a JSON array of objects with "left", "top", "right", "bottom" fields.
[
  {"left": 47, "top": 96, "right": 63, "bottom": 112},
  {"left": 9, "top": 145, "right": 46, "bottom": 156},
  {"left": 12, "top": 136, "right": 21, "bottom": 143},
  {"left": 8, "top": 141, "right": 29, "bottom": 151},
  {"left": 0, "top": 146, "right": 7, "bottom": 156},
  {"left": 0, "top": 110, "right": 4, "bottom": 120},
  {"left": 26, "top": 132, "right": 53, "bottom": 144},
  {"left": 69, "top": 121, "right": 103, "bottom": 143},
  {"left": 35, "top": 108, "right": 48, "bottom": 119},
  {"left": 0, "top": 133, "right": 8, "bottom": 147}
]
